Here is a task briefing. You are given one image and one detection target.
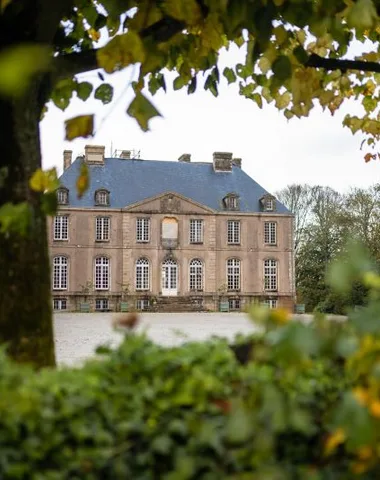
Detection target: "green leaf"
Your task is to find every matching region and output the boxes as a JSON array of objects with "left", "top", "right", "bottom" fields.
[
  {"left": 76, "top": 161, "right": 90, "bottom": 198},
  {"left": 97, "top": 31, "right": 145, "bottom": 73},
  {"left": 293, "top": 46, "right": 309, "bottom": 65},
  {"left": 225, "top": 400, "right": 252, "bottom": 445},
  {"left": 65, "top": 115, "right": 94, "bottom": 141},
  {"left": 251, "top": 93, "right": 263, "bottom": 108},
  {"left": 173, "top": 76, "right": 186, "bottom": 91},
  {"left": 272, "top": 55, "right": 292, "bottom": 81},
  {"left": 41, "top": 192, "right": 58, "bottom": 216},
  {"left": 187, "top": 76, "right": 197, "bottom": 94},
  {"left": 126, "top": 93, "right": 162, "bottom": 131},
  {"left": 0, "top": 202, "right": 30, "bottom": 235},
  {"left": 94, "top": 83, "right": 114, "bottom": 104},
  {"left": 223, "top": 67, "right": 236, "bottom": 84},
  {"left": 76, "top": 82, "right": 93, "bottom": 101}
]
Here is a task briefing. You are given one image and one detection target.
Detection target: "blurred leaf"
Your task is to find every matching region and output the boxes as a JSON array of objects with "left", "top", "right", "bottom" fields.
[
  {"left": 76, "top": 161, "right": 89, "bottom": 198},
  {"left": 272, "top": 55, "right": 292, "bottom": 81},
  {"left": 223, "top": 67, "right": 236, "bottom": 84},
  {"left": 126, "top": 93, "right": 161, "bottom": 131},
  {"left": 65, "top": 115, "right": 94, "bottom": 141},
  {"left": 94, "top": 83, "right": 114, "bottom": 104},
  {"left": 41, "top": 192, "right": 58, "bottom": 216},
  {"left": 225, "top": 400, "right": 252, "bottom": 445},
  {"left": 29, "top": 168, "right": 59, "bottom": 193},
  {"left": 0, "top": 202, "right": 30, "bottom": 235},
  {"left": 76, "top": 81, "right": 93, "bottom": 101},
  {"left": 0, "top": 44, "right": 51, "bottom": 96},
  {"left": 97, "top": 31, "right": 145, "bottom": 73}
]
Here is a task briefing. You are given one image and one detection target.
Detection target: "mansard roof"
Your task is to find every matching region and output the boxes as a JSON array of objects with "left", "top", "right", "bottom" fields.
[{"left": 59, "top": 157, "right": 290, "bottom": 214}]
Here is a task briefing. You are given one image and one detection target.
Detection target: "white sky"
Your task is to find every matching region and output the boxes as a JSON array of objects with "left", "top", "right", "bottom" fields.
[{"left": 40, "top": 45, "right": 380, "bottom": 195}]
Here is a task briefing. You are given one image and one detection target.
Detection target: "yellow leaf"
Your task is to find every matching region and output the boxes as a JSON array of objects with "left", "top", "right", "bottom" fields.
[
  {"left": 65, "top": 115, "right": 94, "bottom": 141},
  {"left": 275, "top": 92, "right": 291, "bottom": 109},
  {"left": 269, "top": 308, "right": 290, "bottom": 325},
  {"left": 353, "top": 387, "right": 370, "bottom": 406},
  {"left": 1, "top": 0, "right": 12, "bottom": 10},
  {"left": 201, "top": 14, "right": 225, "bottom": 51},
  {"left": 126, "top": 93, "right": 162, "bottom": 131},
  {"left": 369, "top": 399, "right": 380, "bottom": 417},
  {"left": 357, "top": 446, "right": 373, "bottom": 461},
  {"left": 97, "top": 31, "right": 146, "bottom": 74},
  {"left": 274, "top": 25, "right": 288, "bottom": 45},
  {"left": 324, "top": 428, "right": 346, "bottom": 456},
  {"left": 88, "top": 28, "right": 101, "bottom": 42},
  {"left": 29, "top": 169, "right": 46, "bottom": 192},
  {"left": 162, "top": 0, "right": 202, "bottom": 25},
  {"left": 259, "top": 56, "right": 271, "bottom": 74},
  {"left": 76, "top": 162, "right": 90, "bottom": 199}
]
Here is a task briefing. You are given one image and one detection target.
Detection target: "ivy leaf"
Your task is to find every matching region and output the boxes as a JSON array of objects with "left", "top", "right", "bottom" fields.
[
  {"left": 65, "top": 115, "right": 94, "bottom": 141},
  {"left": 272, "top": 55, "right": 292, "bottom": 81},
  {"left": 76, "top": 161, "right": 90, "bottom": 199},
  {"left": 94, "top": 83, "right": 114, "bottom": 104},
  {"left": 126, "top": 93, "right": 162, "bottom": 131},
  {"left": 76, "top": 81, "right": 93, "bottom": 101},
  {"left": 97, "top": 31, "right": 145, "bottom": 73}
]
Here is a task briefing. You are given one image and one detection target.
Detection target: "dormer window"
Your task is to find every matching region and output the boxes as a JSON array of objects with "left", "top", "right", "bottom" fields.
[
  {"left": 57, "top": 188, "right": 69, "bottom": 205},
  {"left": 223, "top": 193, "right": 240, "bottom": 211},
  {"left": 95, "top": 189, "right": 110, "bottom": 206},
  {"left": 261, "top": 194, "right": 276, "bottom": 212}
]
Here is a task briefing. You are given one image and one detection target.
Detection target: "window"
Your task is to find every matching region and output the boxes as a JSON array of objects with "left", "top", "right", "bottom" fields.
[
  {"left": 95, "top": 298, "right": 109, "bottom": 311},
  {"left": 53, "top": 256, "right": 68, "bottom": 290},
  {"left": 264, "top": 222, "right": 277, "bottom": 245},
  {"left": 136, "top": 218, "right": 150, "bottom": 242},
  {"left": 95, "top": 189, "right": 110, "bottom": 206},
  {"left": 227, "top": 220, "right": 240, "bottom": 244},
  {"left": 96, "top": 217, "right": 110, "bottom": 241},
  {"left": 95, "top": 257, "right": 109, "bottom": 290},
  {"left": 264, "top": 259, "right": 278, "bottom": 291},
  {"left": 189, "top": 258, "right": 203, "bottom": 290},
  {"left": 136, "top": 299, "right": 150, "bottom": 311},
  {"left": 190, "top": 219, "right": 203, "bottom": 243},
  {"left": 54, "top": 215, "right": 68, "bottom": 240},
  {"left": 265, "top": 198, "right": 274, "bottom": 211},
  {"left": 223, "top": 194, "right": 239, "bottom": 211},
  {"left": 227, "top": 258, "right": 240, "bottom": 291},
  {"left": 57, "top": 188, "right": 68, "bottom": 205},
  {"left": 53, "top": 298, "right": 67, "bottom": 310},
  {"left": 262, "top": 298, "right": 278, "bottom": 309},
  {"left": 229, "top": 298, "right": 241, "bottom": 311},
  {"left": 136, "top": 258, "right": 150, "bottom": 290}
]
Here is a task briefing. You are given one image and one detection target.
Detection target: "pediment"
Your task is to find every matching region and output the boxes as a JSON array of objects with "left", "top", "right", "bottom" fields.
[{"left": 123, "top": 191, "right": 215, "bottom": 214}]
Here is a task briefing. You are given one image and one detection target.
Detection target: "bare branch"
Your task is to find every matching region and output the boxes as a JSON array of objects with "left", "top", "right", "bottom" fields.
[
  {"left": 306, "top": 53, "right": 380, "bottom": 74},
  {"left": 53, "top": 49, "right": 99, "bottom": 80}
]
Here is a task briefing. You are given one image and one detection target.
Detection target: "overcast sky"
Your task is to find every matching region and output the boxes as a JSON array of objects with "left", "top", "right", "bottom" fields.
[{"left": 40, "top": 45, "right": 379, "bottom": 195}]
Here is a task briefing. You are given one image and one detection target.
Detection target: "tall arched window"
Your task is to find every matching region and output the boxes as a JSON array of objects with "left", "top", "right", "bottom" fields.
[
  {"left": 227, "top": 258, "right": 240, "bottom": 291},
  {"left": 189, "top": 258, "right": 203, "bottom": 291},
  {"left": 136, "top": 257, "right": 150, "bottom": 290},
  {"left": 53, "top": 256, "right": 68, "bottom": 290},
  {"left": 95, "top": 257, "right": 109, "bottom": 290},
  {"left": 264, "top": 259, "right": 278, "bottom": 291}
]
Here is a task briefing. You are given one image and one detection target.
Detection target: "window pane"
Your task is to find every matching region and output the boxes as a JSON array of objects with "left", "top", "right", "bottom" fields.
[
  {"left": 96, "top": 217, "right": 110, "bottom": 241},
  {"left": 264, "top": 222, "right": 276, "bottom": 245},
  {"left": 53, "top": 256, "right": 68, "bottom": 290},
  {"left": 227, "top": 220, "right": 240, "bottom": 244},
  {"left": 95, "top": 257, "right": 109, "bottom": 290},
  {"left": 136, "top": 218, "right": 150, "bottom": 242},
  {"left": 264, "top": 259, "right": 277, "bottom": 291},
  {"left": 54, "top": 216, "right": 68, "bottom": 240},
  {"left": 189, "top": 259, "right": 203, "bottom": 290},
  {"left": 227, "top": 258, "right": 240, "bottom": 290},
  {"left": 190, "top": 220, "right": 203, "bottom": 243},
  {"left": 136, "top": 258, "right": 149, "bottom": 290}
]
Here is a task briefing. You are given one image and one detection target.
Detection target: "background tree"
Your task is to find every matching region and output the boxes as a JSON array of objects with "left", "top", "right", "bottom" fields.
[{"left": 3, "top": 0, "right": 380, "bottom": 366}]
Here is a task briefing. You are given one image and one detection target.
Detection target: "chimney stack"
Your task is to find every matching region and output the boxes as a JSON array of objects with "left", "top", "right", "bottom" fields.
[
  {"left": 85, "top": 145, "right": 105, "bottom": 164},
  {"left": 232, "top": 157, "right": 242, "bottom": 168},
  {"left": 213, "top": 152, "right": 232, "bottom": 172},
  {"left": 120, "top": 150, "right": 131, "bottom": 159},
  {"left": 63, "top": 150, "right": 72, "bottom": 170},
  {"left": 178, "top": 153, "right": 191, "bottom": 163}
]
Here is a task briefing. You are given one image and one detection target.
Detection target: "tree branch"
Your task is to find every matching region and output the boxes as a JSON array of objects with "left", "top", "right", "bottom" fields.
[{"left": 306, "top": 53, "right": 380, "bottom": 74}]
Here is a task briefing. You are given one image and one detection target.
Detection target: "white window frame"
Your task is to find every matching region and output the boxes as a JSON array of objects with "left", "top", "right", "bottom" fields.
[
  {"left": 227, "top": 258, "right": 241, "bottom": 291},
  {"left": 262, "top": 298, "right": 278, "bottom": 309},
  {"left": 94, "top": 257, "right": 110, "bottom": 290},
  {"left": 57, "top": 188, "right": 68, "bottom": 205},
  {"left": 265, "top": 198, "right": 274, "bottom": 211},
  {"left": 136, "top": 218, "right": 150, "bottom": 243},
  {"left": 264, "top": 222, "right": 277, "bottom": 245},
  {"left": 53, "top": 256, "right": 68, "bottom": 290},
  {"left": 54, "top": 215, "right": 68, "bottom": 241},
  {"left": 189, "top": 219, "right": 203, "bottom": 244},
  {"left": 95, "top": 298, "right": 109, "bottom": 311},
  {"left": 95, "top": 190, "right": 109, "bottom": 206},
  {"left": 53, "top": 298, "right": 67, "bottom": 310},
  {"left": 136, "top": 299, "right": 150, "bottom": 311},
  {"left": 264, "top": 259, "right": 278, "bottom": 291},
  {"left": 189, "top": 258, "right": 203, "bottom": 291},
  {"left": 95, "top": 216, "right": 110, "bottom": 241},
  {"left": 136, "top": 257, "right": 150, "bottom": 290},
  {"left": 227, "top": 220, "right": 240, "bottom": 244}
]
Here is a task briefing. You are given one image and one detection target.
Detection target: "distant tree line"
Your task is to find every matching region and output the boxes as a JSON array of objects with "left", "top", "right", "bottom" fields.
[{"left": 276, "top": 184, "right": 380, "bottom": 313}]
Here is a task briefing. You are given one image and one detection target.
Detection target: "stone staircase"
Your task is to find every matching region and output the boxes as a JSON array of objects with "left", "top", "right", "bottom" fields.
[{"left": 150, "top": 296, "right": 204, "bottom": 313}]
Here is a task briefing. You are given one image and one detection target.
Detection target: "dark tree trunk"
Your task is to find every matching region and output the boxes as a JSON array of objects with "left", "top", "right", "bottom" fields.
[{"left": 0, "top": 78, "right": 55, "bottom": 367}]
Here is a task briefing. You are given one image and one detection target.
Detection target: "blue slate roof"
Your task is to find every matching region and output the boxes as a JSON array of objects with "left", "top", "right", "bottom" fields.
[{"left": 59, "top": 157, "right": 290, "bottom": 214}]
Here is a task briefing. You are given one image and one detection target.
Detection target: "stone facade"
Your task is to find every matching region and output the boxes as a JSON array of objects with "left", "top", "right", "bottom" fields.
[{"left": 49, "top": 149, "right": 295, "bottom": 312}]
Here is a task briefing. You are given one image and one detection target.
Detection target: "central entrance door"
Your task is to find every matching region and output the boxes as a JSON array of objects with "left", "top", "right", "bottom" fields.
[{"left": 162, "top": 259, "right": 178, "bottom": 296}]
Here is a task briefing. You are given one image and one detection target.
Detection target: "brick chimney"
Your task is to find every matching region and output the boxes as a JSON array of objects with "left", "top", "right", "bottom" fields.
[
  {"left": 85, "top": 145, "right": 105, "bottom": 164},
  {"left": 178, "top": 153, "right": 191, "bottom": 162},
  {"left": 63, "top": 150, "right": 72, "bottom": 170},
  {"left": 120, "top": 150, "right": 131, "bottom": 159},
  {"left": 232, "top": 157, "right": 242, "bottom": 168},
  {"left": 213, "top": 152, "right": 232, "bottom": 172}
]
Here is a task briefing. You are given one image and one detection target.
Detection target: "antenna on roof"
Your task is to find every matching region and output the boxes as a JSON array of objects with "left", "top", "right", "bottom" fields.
[{"left": 110, "top": 141, "right": 113, "bottom": 157}]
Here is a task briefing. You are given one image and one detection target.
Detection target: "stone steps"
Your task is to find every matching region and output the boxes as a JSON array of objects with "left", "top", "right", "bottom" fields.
[{"left": 149, "top": 296, "right": 204, "bottom": 313}]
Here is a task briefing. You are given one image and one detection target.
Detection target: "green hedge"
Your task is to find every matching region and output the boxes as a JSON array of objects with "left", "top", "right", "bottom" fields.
[{"left": 2, "top": 315, "right": 378, "bottom": 480}]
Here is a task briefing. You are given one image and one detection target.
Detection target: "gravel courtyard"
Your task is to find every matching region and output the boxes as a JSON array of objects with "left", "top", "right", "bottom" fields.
[{"left": 53, "top": 312, "right": 258, "bottom": 366}]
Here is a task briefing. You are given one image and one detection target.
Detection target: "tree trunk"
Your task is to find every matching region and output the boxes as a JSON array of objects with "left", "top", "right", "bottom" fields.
[{"left": 0, "top": 78, "right": 55, "bottom": 367}]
